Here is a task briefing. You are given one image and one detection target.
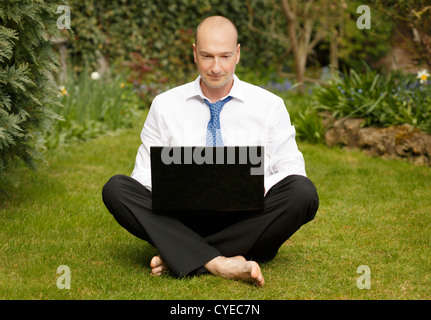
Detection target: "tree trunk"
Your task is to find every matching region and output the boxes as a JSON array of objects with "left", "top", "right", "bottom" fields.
[
  {"left": 329, "top": 31, "right": 339, "bottom": 73},
  {"left": 281, "top": 0, "right": 305, "bottom": 93}
]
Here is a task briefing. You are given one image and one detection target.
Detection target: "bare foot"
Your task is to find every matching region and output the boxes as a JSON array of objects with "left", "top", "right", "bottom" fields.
[
  {"left": 204, "top": 256, "right": 265, "bottom": 287},
  {"left": 150, "top": 255, "right": 169, "bottom": 276}
]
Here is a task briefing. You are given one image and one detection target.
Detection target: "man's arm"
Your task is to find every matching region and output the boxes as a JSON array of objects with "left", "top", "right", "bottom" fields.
[
  {"left": 264, "top": 98, "right": 306, "bottom": 194},
  {"left": 131, "top": 96, "right": 168, "bottom": 191}
]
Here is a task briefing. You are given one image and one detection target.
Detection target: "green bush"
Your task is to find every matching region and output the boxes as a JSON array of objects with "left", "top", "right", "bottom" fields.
[
  {"left": 0, "top": 1, "right": 63, "bottom": 175},
  {"left": 313, "top": 66, "right": 431, "bottom": 133}
]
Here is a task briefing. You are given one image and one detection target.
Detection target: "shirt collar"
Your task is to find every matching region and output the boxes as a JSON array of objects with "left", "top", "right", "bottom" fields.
[{"left": 186, "top": 74, "right": 247, "bottom": 103}]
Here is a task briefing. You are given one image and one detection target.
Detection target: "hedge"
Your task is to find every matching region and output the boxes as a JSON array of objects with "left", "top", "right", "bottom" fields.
[{"left": 0, "top": 0, "right": 63, "bottom": 176}]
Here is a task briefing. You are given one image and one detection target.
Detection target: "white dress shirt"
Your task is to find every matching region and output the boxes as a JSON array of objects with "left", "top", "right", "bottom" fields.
[{"left": 131, "top": 74, "right": 306, "bottom": 196}]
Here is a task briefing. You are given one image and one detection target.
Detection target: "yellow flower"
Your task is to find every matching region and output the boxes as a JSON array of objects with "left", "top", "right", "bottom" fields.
[
  {"left": 120, "top": 82, "right": 125, "bottom": 88},
  {"left": 417, "top": 69, "right": 430, "bottom": 84},
  {"left": 59, "top": 85, "right": 68, "bottom": 96}
]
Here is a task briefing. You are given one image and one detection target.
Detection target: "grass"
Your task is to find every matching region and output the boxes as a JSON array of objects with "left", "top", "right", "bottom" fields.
[{"left": 0, "top": 120, "right": 430, "bottom": 300}]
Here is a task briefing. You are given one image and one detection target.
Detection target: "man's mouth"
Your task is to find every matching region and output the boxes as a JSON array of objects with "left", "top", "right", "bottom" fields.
[{"left": 208, "top": 74, "right": 223, "bottom": 80}]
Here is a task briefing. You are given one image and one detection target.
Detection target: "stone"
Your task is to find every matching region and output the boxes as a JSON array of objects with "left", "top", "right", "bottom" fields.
[{"left": 322, "top": 114, "right": 431, "bottom": 166}]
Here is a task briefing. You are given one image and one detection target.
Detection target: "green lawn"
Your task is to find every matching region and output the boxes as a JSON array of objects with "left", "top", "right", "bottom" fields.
[{"left": 0, "top": 124, "right": 430, "bottom": 300}]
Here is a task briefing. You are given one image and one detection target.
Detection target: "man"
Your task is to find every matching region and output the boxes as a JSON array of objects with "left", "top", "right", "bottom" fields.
[{"left": 102, "top": 16, "right": 319, "bottom": 287}]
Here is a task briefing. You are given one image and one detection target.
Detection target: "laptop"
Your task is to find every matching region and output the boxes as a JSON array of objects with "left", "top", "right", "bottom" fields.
[{"left": 150, "top": 146, "right": 264, "bottom": 212}]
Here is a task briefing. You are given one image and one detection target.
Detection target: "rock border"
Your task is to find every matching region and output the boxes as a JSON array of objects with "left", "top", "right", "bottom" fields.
[{"left": 320, "top": 112, "right": 431, "bottom": 166}]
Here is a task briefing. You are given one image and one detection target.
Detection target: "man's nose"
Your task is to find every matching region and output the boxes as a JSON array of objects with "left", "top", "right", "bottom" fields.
[{"left": 211, "top": 58, "right": 222, "bottom": 74}]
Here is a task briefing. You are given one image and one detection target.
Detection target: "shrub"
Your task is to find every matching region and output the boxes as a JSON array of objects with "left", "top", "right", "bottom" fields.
[
  {"left": 0, "top": 1, "right": 63, "bottom": 175},
  {"left": 313, "top": 66, "right": 431, "bottom": 133}
]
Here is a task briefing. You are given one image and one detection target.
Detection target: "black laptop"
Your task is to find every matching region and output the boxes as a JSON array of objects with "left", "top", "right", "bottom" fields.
[{"left": 150, "top": 146, "right": 264, "bottom": 212}]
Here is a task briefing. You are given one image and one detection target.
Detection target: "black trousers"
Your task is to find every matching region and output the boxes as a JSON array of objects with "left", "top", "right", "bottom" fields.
[{"left": 102, "top": 174, "right": 319, "bottom": 277}]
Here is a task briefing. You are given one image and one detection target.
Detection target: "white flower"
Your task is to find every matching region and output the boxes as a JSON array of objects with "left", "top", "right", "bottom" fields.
[
  {"left": 91, "top": 71, "right": 100, "bottom": 80},
  {"left": 417, "top": 69, "right": 429, "bottom": 84}
]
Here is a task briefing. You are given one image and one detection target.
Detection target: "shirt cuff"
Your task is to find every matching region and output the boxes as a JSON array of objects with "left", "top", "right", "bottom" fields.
[
  {"left": 264, "top": 171, "right": 306, "bottom": 196},
  {"left": 130, "top": 173, "right": 152, "bottom": 192}
]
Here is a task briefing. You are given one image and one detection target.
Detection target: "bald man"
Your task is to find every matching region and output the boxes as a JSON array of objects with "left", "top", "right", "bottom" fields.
[{"left": 102, "top": 16, "right": 319, "bottom": 287}]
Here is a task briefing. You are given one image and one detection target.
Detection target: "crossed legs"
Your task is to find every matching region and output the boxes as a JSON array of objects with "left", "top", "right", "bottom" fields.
[{"left": 102, "top": 174, "right": 318, "bottom": 286}]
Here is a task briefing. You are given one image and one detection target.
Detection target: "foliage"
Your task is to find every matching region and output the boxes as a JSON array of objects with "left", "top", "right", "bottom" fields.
[
  {"left": 66, "top": 1, "right": 196, "bottom": 83},
  {"left": 45, "top": 69, "right": 144, "bottom": 148},
  {"left": 313, "top": 65, "right": 431, "bottom": 133},
  {"left": 376, "top": 0, "right": 431, "bottom": 68},
  {"left": 0, "top": 0, "right": 63, "bottom": 176},
  {"left": 244, "top": 0, "right": 394, "bottom": 79},
  {"left": 122, "top": 52, "right": 174, "bottom": 108},
  {"left": 333, "top": 0, "right": 394, "bottom": 71}
]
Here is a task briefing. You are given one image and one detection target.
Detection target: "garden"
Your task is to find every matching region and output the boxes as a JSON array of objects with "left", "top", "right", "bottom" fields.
[{"left": 0, "top": 0, "right": 430, "bottom": 300}]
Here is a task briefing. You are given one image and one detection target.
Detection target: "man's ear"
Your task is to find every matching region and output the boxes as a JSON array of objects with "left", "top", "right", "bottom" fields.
[
  {"left": 193, "top": 43, "right": 197, "bottom": 63},
  {"left": 236, "top": 44, "right": 241, "bottom": 64}
]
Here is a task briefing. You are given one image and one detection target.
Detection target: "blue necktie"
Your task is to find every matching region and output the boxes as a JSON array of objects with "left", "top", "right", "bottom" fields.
[{"left": 204, "top": 96, "right": 232, "bottom": 146}]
